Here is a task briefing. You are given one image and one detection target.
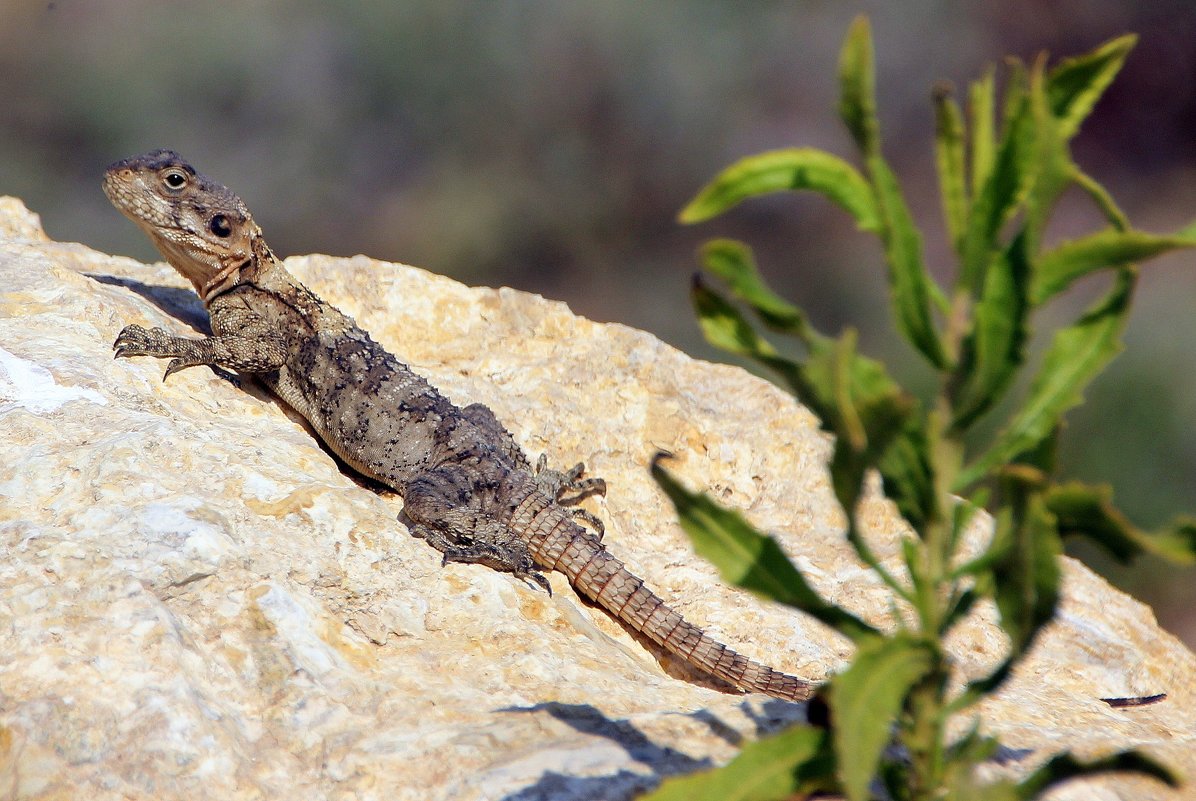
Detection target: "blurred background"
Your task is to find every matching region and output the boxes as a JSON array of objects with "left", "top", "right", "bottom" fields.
[{"left": 3, "top": 1, "right": 1195, "bottom": 646}]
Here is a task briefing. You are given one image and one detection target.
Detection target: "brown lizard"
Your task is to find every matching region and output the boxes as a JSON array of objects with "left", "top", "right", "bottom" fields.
[{"left": 104, "top": 149, "right": 813, "bottom": 702}]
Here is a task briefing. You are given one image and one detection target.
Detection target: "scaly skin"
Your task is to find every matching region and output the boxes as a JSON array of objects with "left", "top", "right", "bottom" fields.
[{"left": 104, "top": 149, "right": 813, "bottom": 702}]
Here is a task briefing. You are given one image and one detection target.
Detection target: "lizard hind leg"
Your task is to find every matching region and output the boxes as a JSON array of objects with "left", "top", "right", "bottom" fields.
[
  {"left": 402, "top": 468, "right": 553, "bottom": 594},
  {"left": 531, "top": 454, "right": 607, "bottom": 542},
  {"left": 459, "top": 402, "right": 607, "bottom": 540}
]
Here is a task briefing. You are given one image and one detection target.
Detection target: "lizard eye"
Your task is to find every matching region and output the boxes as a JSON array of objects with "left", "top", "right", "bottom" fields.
[
  {"left": 209, "top": 214, "right": 232, "bottom": 237},
  {"left": 162, "top": 170, "right": 187, "bottom": 190}
]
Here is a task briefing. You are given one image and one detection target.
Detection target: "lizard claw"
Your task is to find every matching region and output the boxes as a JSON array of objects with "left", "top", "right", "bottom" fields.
[
  {"left": 526, "top": 570, "right": 552, "bottom": 596},
  {"left": 163, "top": 358, "right": 190, "bottom": 381},
  {"left": 512, "top": 552, "right": 553, "bottom": 595}
]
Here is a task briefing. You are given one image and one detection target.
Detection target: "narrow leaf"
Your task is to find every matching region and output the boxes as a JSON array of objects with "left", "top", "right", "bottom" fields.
[
  {"left": 1016, "top": 750, "right": 1178, "bottom": 797},
  {"left": 1021, "top": 53, "right": 1075, "bottom": 255},
  {"left": 691, "top": 276, "right": 782, "bottom": 360},
  {"left": 639, "top": 725, "right": 836, "bottom": 801},
  {"left": 700, "top": 239, "right": 811, "bottom": 335},
  {"left": 829, "top": 634, "right": 934, "bottom": 801},
  {"left": 951, "top": 233, "right": 1030, "bottom": 430},
  {"left": 694, "top": 242, "right": 931, "bottom": 548},
  {"left": 957, "top": 273, "right": 1132, "bottom": 488},
  {"left": 992, "top": 491, "right": 1060, "bottom": 656},
  {"left": 690, "top": 278, "right": 811, "bottom": 403},
  {"left": 690, "top": 279, "right": 925, "bottom": 530},
  {"left": 839, "top": 13, "right": 947, "bottom": 365},
  {"left": 833, "top": 331, "right": 869, "bottom": 452},
  {"left": 1046, "top": 481, "right": 1196, "bottom": 564},
  {"left": 933, "top": 83, "right": 969, "bottom": 255},
  {"left": 1047, "top": 34, "right": 1137, "bottom": 141},
  {"left": 1000, "top": 60, "right": 1029, "bottom": 133},
  {"left": 652, "top": 459, "right": 879, "bottom": 643},
  {"left": 876, "top": 416, "right": 936, "bottom": 530},
  {"left": 869, "top": 157, "right": 949, "bottom": 367},
  {"left": 838, "top": 15, "right": 878, "bottom": 153},
  {"left": 802, "top": 330, "right": 928, "bottom": 532},
  {"left": 1032, "top": 228, "right": 1196, "bottom": 304},
  {"left": 679, "top": 148, "right": 880, "bottom": 231},
  {"left": 801, "top": 328, "right": 916, "bottom": 465},
  {"left": 960, "top": 68, "right": 1034, "bottom": 292},
  {"left": 1073, "top": 167, "right": 1130, "bottom": 230},
  {"left": 968, "top": 66, "right": 997, "bottom": 197}
]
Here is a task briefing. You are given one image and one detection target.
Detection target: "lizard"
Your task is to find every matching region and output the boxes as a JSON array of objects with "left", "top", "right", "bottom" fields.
[{"left": 103, "top": 148, "right": 814, "bottom": 703}]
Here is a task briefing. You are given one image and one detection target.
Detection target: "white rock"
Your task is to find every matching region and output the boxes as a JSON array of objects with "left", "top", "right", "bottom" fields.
[{"left": 1, "top": 196, "right": 1193, "bottom": 800}]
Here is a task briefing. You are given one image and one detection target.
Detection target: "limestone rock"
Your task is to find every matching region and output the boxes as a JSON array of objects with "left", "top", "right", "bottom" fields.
[{"left": 1, "top": 195, "right": 1193, "bottom": 800}]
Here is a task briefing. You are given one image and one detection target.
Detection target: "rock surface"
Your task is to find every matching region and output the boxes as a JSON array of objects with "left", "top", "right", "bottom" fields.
[{"left": 1, "top": 195, "right": 1193, "bottom": 800}]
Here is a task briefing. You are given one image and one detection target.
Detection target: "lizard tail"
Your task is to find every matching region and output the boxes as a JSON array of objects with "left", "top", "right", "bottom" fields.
[{"left": 551, "top": 533, "right": 813, "bottom": 702}]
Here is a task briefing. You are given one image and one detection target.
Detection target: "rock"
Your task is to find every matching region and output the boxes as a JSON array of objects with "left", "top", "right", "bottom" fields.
[{"left": 0, "top": 195, "right": 1193, "bottom": 800}]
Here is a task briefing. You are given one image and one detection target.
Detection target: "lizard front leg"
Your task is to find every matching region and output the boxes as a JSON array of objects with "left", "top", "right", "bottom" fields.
[{"left": 113, "top": 323, "right": 287, "bottom": 380}]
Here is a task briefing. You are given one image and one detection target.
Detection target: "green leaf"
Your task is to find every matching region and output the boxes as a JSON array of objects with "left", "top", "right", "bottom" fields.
[
  {"left": 1032, "top": 228, "right": 1196, "bottom": 304},
  {"left": 876, "top": 416, "right": 936, "bottom": 530},
  {"left": 839, "top": 15, "right": 947, "bottom": 367},
  {"left": 691, "top": 276, "right": 783, "bottom": 361},
  {"left": 700, "top": 239, "right": 811, "bottom": 335},
  {"left": 690, "top": 277, "right": 811, "bottom": 403},
  {"left": 933, "top": 84, "right": 969, "bottom": 256},
  {"left": 1021, "top": 54, "right": 1075, "bottom": 255},
  {"left": 948, "top": 488, "right": 989, "bottom": 555},
  {"left": 639, "top": 725, "right": 836, "bottom": 801},
  {"left": 953, "top": 63, "right": 1069, "bottom": 424},
  {"left": 1176, "top": 217, "right": 1196, "bottom": 241},
  {"left": 1047, "top": 34, "right": 1137, "bottom": 142},
  {"left": 941, "top": 722, "right": 1010, "bottom": 801},
  {"left": 951, "top": 233, "right": 1030, "bottom": 430},
  {"left": 652, "top": 458, "right": 879, "bottom": 643},
  {"left": 1073, "top": 167, "right": 1131, "bottom": 230},
  {"left": 957, "top": 272, "right": 1132, "bottom": 488},
  {"left": 869, "top": 157, "right": 949, "bottom": 367},
  {"left": 690, "top": 279, "right": 925, "bottom": 529},
  {"left": 992, "top": 481, "right": 1061, "bottom": 655},
  {"left": 1045, "top": 481, "right": 1196, "bottom": 565},
  {"left": 960, "top": 65, "right": 1034, "bottom": 293},
  {"left": 800, "top": 327, "right": 930, "bottom": 533},
  {"left": 1016, "top": 750, "right": 1178, "bottom": 797},
  {"left": 679, "top": 149, "right": 880, "bottom": 231},
  {"left": 1000, "top": 59, "right": 1029, "bottom": 133},
  {"left": 829, "top": 634, "right": 934, "bottom": 801},
  {"left": 838, "top": 15, "right": 878, "bottom": 153},
  {"left": 802, "top": 330, "right": 916, "bottom": 505},
  {"left": 968, "top": 66, "right": 997, "bottom": 197},
  {"left": 941, "top": 587, "right": 979, "bottom": 634}
]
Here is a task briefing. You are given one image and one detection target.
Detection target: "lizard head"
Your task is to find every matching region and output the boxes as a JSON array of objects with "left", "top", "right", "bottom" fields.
[{"left": 104, "top": 149, "right": 260, "bottom": 304}]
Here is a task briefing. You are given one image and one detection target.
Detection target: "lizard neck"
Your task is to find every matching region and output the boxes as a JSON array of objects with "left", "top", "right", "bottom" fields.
[{"left": 199, "top": 227, "right": 283, "bottom": 307}]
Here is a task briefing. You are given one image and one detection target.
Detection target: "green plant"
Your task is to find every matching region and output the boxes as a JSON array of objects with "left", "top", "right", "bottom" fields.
[{"left": 641, "top": 16, "right": 1196, "bottom": 801}]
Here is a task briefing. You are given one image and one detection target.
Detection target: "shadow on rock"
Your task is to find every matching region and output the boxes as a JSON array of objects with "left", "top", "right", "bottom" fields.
[
  {"left": 497, "top": 701, "right": 730, "bottom": 801},
  {"left": 88, "top": 273, "right": 210, "bottom": 333}
]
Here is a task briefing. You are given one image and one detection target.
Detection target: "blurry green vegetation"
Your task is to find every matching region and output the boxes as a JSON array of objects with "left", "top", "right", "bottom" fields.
[
  {"left": 3, "top": 1, "right": 1196, "bottom": 641},
  {"left": 646, "top": 17, "right": 1193, "bottom": 799}
]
